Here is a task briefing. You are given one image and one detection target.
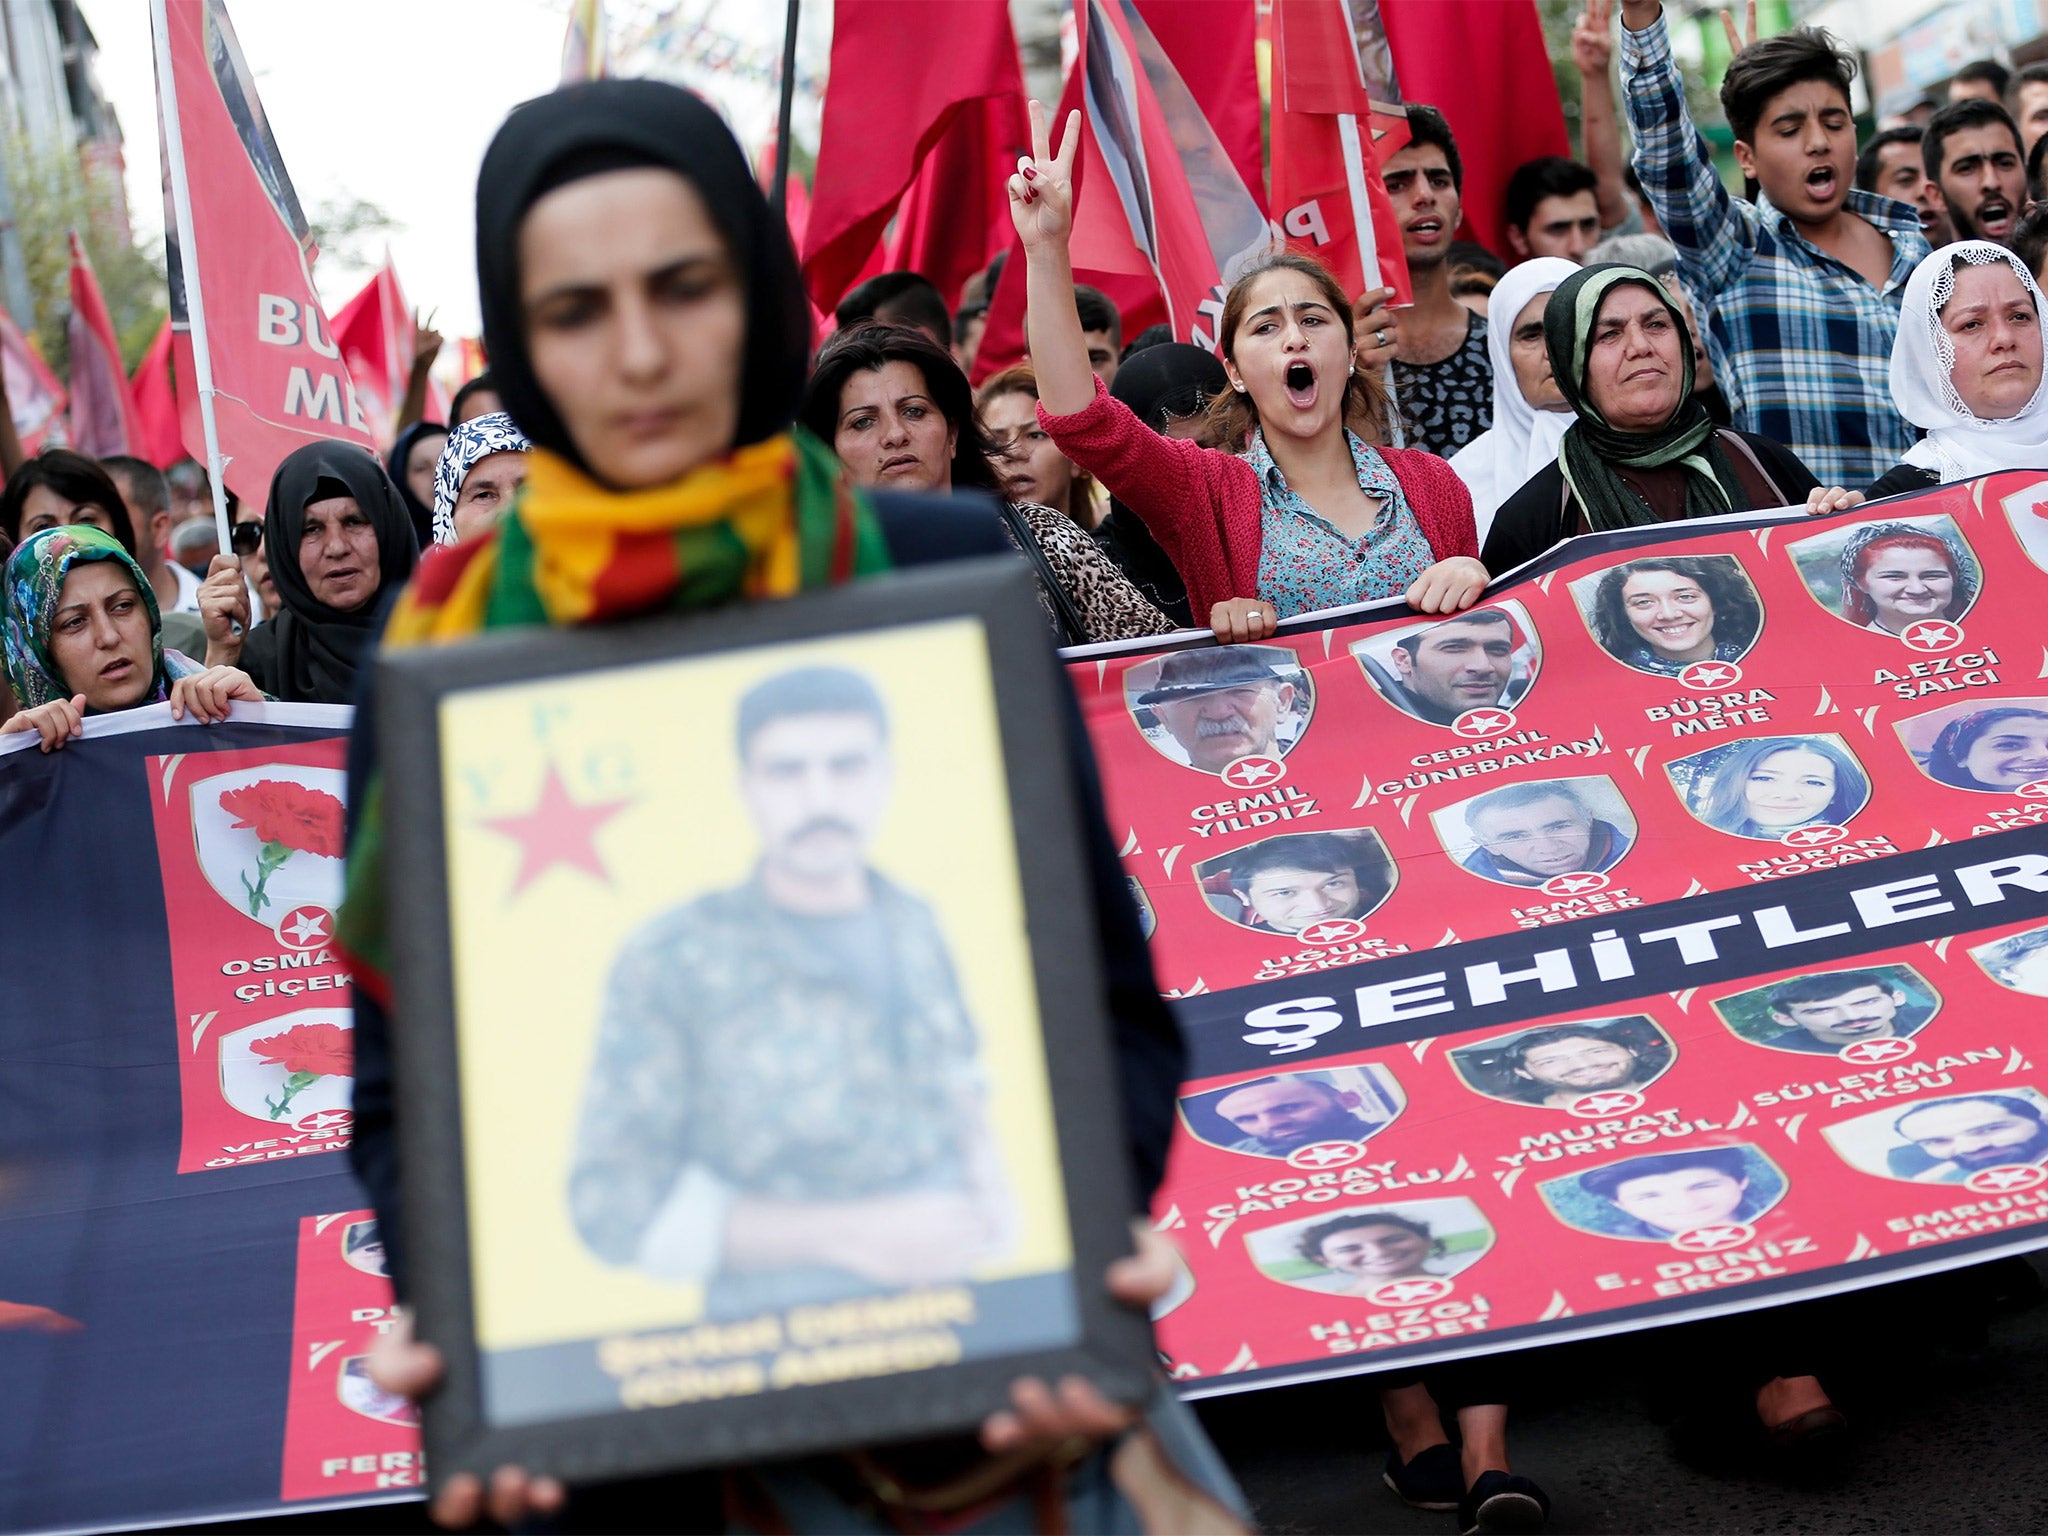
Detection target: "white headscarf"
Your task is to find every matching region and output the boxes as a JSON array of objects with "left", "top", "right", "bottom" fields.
[
  {"left": 1892, "top": 240, "right": 2048, "bottom": 483},
  {"left": 430, "top": 411, "right": 530, "bottom": 545},
  {"left": 1449, "top": 257, "right": 1581, "bottom": 537}
]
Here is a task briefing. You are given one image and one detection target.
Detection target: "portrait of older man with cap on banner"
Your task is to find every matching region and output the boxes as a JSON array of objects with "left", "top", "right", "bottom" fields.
[{"left": 1123, "top": 646, "right": 1312, "bottom": 774}]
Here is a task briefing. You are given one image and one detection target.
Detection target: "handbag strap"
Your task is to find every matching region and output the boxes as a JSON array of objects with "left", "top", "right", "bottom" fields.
[{"left": 998, "top": 500, "right": 1089, "bottom": 647}]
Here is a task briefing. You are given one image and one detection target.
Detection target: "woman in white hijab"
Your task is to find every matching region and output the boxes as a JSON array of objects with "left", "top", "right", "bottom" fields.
[
  {"left": 1448, "top": 257, "right": 1580, "bottom": 544},
  {"left": 1808, "top": 241, "right": 2048, "bottom": 513}
]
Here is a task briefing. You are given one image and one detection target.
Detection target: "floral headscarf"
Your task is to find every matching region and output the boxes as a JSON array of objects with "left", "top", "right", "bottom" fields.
[
  {"left": 1, "top": 524, "right": 205, "bottom": 709},
  {"left": 430, "top": 411, "right": 530, "bottom": 545}
]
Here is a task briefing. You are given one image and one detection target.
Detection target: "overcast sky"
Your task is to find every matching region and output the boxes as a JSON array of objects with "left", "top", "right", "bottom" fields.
[{"left": 76, "top": 0, "right": 825, "bottom": 338}]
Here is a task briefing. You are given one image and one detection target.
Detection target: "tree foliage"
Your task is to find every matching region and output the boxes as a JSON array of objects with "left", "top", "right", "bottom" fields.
[
  {"left": 3, "top": 132, "right": 166, "bottom": 374},
  {"left": 306, "top": 193, "right": 402, "bottom": 286}
]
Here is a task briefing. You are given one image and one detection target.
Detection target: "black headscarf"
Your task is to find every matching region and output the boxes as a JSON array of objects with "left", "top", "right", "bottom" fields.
[
  {"left": 473, "top": 79, "right": 811, "bottom": 479},
  {"left": 1543, "top": 264, "right": 1745, "bottom": 533},
  {"left": 244, "top": 441, "right": 418, "bottom": 704},
  {"left": 1096, "top": 344, "right": 1226, "bottom": 628},
  {"left": 386, "top": 420, "right": 447, "bottom": 549}
]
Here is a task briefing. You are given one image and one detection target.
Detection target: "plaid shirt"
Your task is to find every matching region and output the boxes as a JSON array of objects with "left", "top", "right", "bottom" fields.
[{"left": 1621, "top": 15, "right": 1930, "bottom": 486}]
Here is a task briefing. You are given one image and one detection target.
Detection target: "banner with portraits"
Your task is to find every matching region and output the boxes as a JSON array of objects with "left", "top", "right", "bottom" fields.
[
  {"left": 0, "top": 706, "right": 421, "bottom": 1532},
  {"left": 1068, "top": 471, "right": 2048, "bottom": 1396}
]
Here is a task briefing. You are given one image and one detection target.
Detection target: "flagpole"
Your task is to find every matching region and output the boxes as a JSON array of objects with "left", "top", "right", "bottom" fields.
[
  {"left": 150, "top": 0, "right": 234, "bottom": 552},
  {"left": 772, "top": 0, "right": 800, "bottom": 216},
  {"left": 1336, "top": 110, "right": 1404, "bottom": 449}
]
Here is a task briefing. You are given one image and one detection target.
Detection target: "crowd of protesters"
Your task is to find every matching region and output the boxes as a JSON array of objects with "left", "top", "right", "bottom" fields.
[{"left": 7, "top": 0, "right": 2048, "bottom": 1530}]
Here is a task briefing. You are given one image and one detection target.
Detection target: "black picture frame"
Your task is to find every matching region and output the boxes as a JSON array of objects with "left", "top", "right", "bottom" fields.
[{"left": 376, "top": 558, "right": 1152, "bottom": 1491}]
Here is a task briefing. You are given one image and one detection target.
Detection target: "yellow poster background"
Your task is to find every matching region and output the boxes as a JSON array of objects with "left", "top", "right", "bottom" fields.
[{"left": 439, "top": 617, "right": 1072, "bottom": 1352}]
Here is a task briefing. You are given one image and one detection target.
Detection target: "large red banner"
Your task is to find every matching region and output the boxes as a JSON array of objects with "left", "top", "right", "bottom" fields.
[
  {"left": 154, "top": 0, "right": 374, "bottom": 508},
  {"left": 1067, "top": 473, "right": 2048, "bottom": 1394}
]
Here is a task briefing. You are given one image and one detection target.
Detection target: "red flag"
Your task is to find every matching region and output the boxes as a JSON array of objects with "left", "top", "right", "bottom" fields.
[
  {"left": 1269, "top": 0, "right": 1412, "bottom": 304},
  {"left": 1075, "top": 0, "right": 1270, "bottom": 350},
  {"left": 0, "top": 306, "right": 66, "bottom": 454},
  {"left": 67, "top": 231, "right": 146, "bottom": 457},
  {"left": 330, "top": 258, "right": 414, "bottom": 446},
  {"left": 129, "top": 317, "right": 184, "bottom": 467},
  {"left": 154, "top": 0, "right": 374, "bottom": 511},
  {"left": 803, "top": 0, "right": 1024, "bottom": 313},
  {"left": 1134, "top": 0, "right": 1264, "bottom": 215},
  {"left": 1381, "top": 0, "right": 1568, "bottom": 257},
  {"left": 968, "top": 55, "right": 1165, "bottom": 384},
  {"left": 882, "top": 92, "right": 1028, "bottom": 312}
]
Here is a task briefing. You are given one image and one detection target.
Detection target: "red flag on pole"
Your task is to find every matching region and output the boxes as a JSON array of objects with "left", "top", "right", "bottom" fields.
[
  {"left": 128, "top": 316, "right": 184, "bottom": 468},
  {"left": 66, "top": 230, "right": 145, "bottom": 457},
  {"left": 802, "top": 0, "right": 1025, "bottom": 313},
  {"left": 1075, "top": 0, "right": 1271, "bottom": 350},
  {"left": 1133, "top": 0, "right": 1265, "bottom": 216},
  {"left": 330, "top": 258, "right": 414, "bottom": 446},
  {"left": 1269, "top": 0, "right": 1412, "bottom": 304},
  {"left": 967, "top": 51, "right": 1165, "bottom": 384},
  {"left": 882, "top": 92, "right": 1028, "bottom": 313},
  {"left": 1381, "top": 0, "right": 1568, "bottom": 257},
  {"left": 0, "top": 306, "right": 67, "bottom": 455},
  {"left": 152, "top": 0, "right": 373, "bottom": 526}
]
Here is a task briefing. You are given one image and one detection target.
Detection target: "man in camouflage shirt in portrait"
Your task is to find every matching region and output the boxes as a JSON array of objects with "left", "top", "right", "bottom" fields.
[{"left": 567, "top": 665, "right": 1011, "bottom": 1320}]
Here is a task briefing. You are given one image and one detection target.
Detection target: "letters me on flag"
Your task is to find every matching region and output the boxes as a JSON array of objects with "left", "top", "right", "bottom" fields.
[
  {"left": 67, "top": 230, "right": 145, "bottom": 457},
  {"left": 1269, "top": 0, "right": 1412, "bottom": 306},
  {"left": 1079, "top": 0, "right": 1271, "bottom": 351},
  {"left": 154, "top": 0, "right": 373, "bottom": 509}
]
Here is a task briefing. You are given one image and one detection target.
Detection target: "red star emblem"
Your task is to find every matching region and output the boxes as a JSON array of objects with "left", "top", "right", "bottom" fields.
[
  {"left": 2018, "top": 780, "right": 2048, "bottom": 800},
  {"left": 1966, "top": 1165, "right": 2047, "bottom": 1194},
  {"left": 295, "top": 1108, "right": 354, "bottom": 1133},
  {"left": 1219, "top": 754, "right": 1285, "bottom": 789},
  {"left": 1838, "top": 1039, "right": 1913, "bottom": 1065},
  {"left": 1288, "top": 1140, "right": 1365, "bottom": 1170},
  {"left": 1298, "top": 917, "right": 1366, "bottom": 946},
  {"left": 1780, "top": 824, "right": 1847, "bottom": 848},
  {"left": 1570, "top": 1091, "right": 1644, "bottom": 1118},
  {"left": 1366, "top": 1277, "right": 1454, "bottom": 1306},
  {"left": 1668, "top": 1222, "right": 1755, "bottom": 1253},
  {"left": 1679, "top": 660, "right": 1742, "bottom": 689},
  {"left": 481, "top": 764, "right": 631, "bottom": 896},
  {"left": 274, "top": 904, "right": 332, "bottom": 950},
  {"left": 1542, "top": 871, "right": 1609, "bottom": 896},
  {"left": 1901, "top": 620, "right": 1962, "bottom": 652},
  {"left": 1453, "top": 708, "right": 1515, "bottom": 737}
]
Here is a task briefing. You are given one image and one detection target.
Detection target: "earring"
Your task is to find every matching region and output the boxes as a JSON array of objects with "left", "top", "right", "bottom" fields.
[{"left": 1234, "top": 382, "right": 1248, "bottom": 393}]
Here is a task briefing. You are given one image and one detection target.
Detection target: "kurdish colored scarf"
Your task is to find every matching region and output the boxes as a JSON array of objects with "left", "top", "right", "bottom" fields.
[{"left": 1, "top": 524, "right": 205, "bottom": 709}]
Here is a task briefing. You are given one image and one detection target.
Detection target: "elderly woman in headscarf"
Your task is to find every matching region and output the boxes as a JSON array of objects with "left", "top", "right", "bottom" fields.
[
  {"left": 1, "top": 525, "right": 262, "bottom": 751},
  {"left": 386, "top": 421, "right": 448, "bottom": 549},
  {"left": 428, "top": 411, "right": 530, "bottom": 545},
  {"left": 1481, "top": 264, "right": 1820, "bottom": 574},
  {"left": 1806, "top": 241, "right": 2048, "bottom": 514},
  {"left": 1448, "top": 257, "right": 1578, "bottom": 547},
  {"left": 335, "top": 79, "right": 1235, "bottom": 1534},
  {"left": 212, "top": 442, "right": 419, "bottom": 704}
]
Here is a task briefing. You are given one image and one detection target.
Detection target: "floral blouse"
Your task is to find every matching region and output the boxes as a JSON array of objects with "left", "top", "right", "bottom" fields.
[{"left": 1249, "top": 429, "right": 1435, "bottom": 617}]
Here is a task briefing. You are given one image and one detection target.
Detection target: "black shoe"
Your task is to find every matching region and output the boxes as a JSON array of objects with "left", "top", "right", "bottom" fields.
[
  {"left": 1459, "top": 1470, "right": 1549, "bottom": 1534},
  {"left": 1381, "top": 1442, "right": 1461, "bottom": 1511}
]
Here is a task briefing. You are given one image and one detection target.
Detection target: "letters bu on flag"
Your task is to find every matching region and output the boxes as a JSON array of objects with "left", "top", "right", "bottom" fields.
[{"left": 154, "top": 0, "right": 372, "bottom": 507}]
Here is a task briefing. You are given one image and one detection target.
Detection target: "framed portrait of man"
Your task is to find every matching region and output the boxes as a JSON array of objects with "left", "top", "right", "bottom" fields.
[{"left": 376, "top": 559, "right": 1150, "bottom": 1489}]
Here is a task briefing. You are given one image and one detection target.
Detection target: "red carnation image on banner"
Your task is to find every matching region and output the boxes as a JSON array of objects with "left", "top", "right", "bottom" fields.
[
  {"left": 186, "top": 764, "right": 348, "bottom": 932},
  {"left": 251, "top": 1020, "right": 354, "bottom": 1121},
  {"left": 219, "top": 779, "right": 346, "bottom": 917}
]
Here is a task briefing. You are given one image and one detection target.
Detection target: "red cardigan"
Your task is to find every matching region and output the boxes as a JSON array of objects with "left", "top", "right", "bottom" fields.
[{"left": 1038, "top": 376, "right": 1478, "bottom": 618}]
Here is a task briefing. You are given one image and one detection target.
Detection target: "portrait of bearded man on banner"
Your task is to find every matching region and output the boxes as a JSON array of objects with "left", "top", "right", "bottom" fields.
[
  {"left": 1448, "top": 1016, "right": 1674, "bottom": 1109},
  {"left": 1350, "top": 602, "right": 1542, "bottom": 727},
  {"left": 1177, "top": 1064, "right": 1407, "bottom": 1158},
  {"left": 1823, "top": 1088, "right": 2048, "bottom": 1185},
  {"left": 1123, "top": 645, "right": 1314, "bottom": 774},
  {"left": 565, "top": 665, "right": 1015, "bottom": 1318}
]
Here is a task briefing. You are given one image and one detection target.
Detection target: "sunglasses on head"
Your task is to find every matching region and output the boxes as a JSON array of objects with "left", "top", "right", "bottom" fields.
[{"left": 229, "top": 522, "right": 263, "bottom": 556}]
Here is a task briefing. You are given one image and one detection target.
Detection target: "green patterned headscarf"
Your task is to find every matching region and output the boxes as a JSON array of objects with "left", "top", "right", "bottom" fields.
[
  {"left": 1544, "top": 264, "right": 1746, "bottom": 534},
  {"left": 1, "top": 524, "right": 202, "bottom": 709}
]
